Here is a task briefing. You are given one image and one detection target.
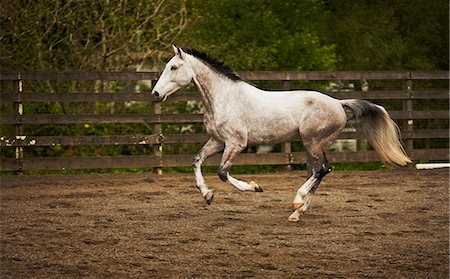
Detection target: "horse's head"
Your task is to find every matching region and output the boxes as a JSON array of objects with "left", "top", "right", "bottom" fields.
[{"left": 151, "top": 45, "right": 194, "bottom": 101}]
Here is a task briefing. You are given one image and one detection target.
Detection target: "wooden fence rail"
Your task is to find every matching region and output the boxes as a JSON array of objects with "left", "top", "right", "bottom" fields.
[{"left": 0, "top": 71, "right": 448, "bottom": 172}]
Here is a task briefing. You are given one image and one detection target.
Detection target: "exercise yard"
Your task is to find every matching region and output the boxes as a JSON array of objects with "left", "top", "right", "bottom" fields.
[{"left": 0, "top": 168, "right": 448, "bottom": 278}]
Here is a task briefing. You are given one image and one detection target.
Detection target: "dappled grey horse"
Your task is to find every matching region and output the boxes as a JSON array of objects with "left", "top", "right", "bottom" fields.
[{"left": 151, "top": 45, "right": 411, "bottom": 221}]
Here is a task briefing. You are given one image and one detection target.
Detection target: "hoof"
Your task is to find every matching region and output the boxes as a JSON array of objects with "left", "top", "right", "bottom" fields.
[
  {"left": 288, "top": 210, "right": 301, "bottom": 222},
  {"left": 255, "top": 186, "right": 264, "bottom": 192},
  {"left": 204, "top": 191, "right": 214, "bottom": 205},
  {"left": 250, "top": 181, "right": 263, "bottom": 192},
  {"left": 292, "top": 202, "right": 304, "bottom": 210}
]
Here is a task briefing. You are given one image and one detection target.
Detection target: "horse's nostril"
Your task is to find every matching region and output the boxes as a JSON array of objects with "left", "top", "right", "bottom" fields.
[{"left": 153, "top": 91, "right": 160, "bottom": 98}]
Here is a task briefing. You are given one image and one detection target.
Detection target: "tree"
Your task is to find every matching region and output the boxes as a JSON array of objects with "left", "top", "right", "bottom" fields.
[
  {"left": 0, "top": 0, "right": 188, "bottom": 71},
  {"left": 178, "top": 0, "right": 336, "bottom": 71},
  {"left": 321, "top": 0, "right": 449, "bottom": 70},
  {"left": 0, "top": 0, "right": 190, "bottom": 160}
]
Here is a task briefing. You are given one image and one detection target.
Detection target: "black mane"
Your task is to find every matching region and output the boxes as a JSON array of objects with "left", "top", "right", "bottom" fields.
[{"left": 182, "top": 48, "right": 243, "bottom": 81}]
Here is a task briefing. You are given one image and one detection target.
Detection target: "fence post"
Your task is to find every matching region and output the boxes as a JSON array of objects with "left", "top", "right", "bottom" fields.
[
  {"left": 403, "top": 73, "right": 414, "bottom": 157},
  {"left": 14, "top": 74, "right": 24, "bottom": 174},
  {"left": 152, "top": 79, "right": 163, "bottom": 175},
  {"left": 281, "top": 80, "right": 293, "bottom": 170}
]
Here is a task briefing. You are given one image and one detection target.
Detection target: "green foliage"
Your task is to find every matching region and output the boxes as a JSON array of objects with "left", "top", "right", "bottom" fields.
[
  {"left": 330, "top": 162, "right": 384, "bottom": 171},
  {"left": 0, "top": 0, "right": 187, "bottom": 71},
  {"left": 322, "top": 0, "right": 449, "bottom": 70},
  {"left": 1, "top": 1, "right": 446, "bottom": 72},
  {"left": 179, "top": 0, "right": 337, "bottom": 71}
]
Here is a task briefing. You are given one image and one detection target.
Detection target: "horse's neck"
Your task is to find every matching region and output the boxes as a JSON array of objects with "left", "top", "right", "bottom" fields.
[{"left": 190, "top": 62, "right": 232, "bottom": 113}]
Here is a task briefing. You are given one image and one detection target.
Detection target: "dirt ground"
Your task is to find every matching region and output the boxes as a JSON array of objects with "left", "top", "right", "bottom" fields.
[{"left": 0, "top": 168, "right": 448, "bottom": 278}]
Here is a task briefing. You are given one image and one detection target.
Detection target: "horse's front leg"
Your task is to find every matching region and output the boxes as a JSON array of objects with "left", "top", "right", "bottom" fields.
[
  {"left": 218, "top": 143, "right": 263, "bottom": 192},
  {"left": 192, "top": 138, "right": 224, "bottom": 204}
]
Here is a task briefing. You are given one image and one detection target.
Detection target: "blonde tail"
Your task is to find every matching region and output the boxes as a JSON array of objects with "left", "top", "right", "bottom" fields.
[{"left": 340, "top": 99, "right": 412, "bottom": 166}]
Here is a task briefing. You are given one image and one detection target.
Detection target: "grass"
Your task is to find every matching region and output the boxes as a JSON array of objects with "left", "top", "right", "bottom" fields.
[{"left": 0, "top": 162, "right": 391, "bottom": 176}]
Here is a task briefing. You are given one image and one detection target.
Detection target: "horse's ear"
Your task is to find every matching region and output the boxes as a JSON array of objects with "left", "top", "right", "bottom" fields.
[
  {"left": 172, "top": 44, "right": 179, "bottom": 55},
  {"left": 172, "top": 44, "right": 185, "bottom": 59},
  {"left": 177, "top": 47, "right": 186, "bottom": 59}
]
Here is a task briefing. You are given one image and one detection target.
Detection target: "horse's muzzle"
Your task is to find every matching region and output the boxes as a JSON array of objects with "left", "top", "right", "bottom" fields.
[{"left": 152, "top": 91, "right": 163, "bottom": 102}]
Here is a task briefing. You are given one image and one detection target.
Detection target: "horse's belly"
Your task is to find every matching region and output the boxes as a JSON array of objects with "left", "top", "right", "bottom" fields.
[
  {"left": 247, "top": 127, "right": 300, "bottom": 145},
  {"left": 204, "top": 110, "right": 301, "bottom": 145}
]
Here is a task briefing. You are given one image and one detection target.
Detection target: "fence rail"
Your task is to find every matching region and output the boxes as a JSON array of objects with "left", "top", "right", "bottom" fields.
[{"left": 1, "top": 71, "right": 448, "bottom": 172}]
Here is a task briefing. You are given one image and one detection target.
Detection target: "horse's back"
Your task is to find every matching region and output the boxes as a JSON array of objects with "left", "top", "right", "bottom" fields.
[
  {"left": 236, "top": 87, "right": 346, "bottom": 144},
  {"left": 253, "top": 88, "right": 345, "bottom": 117}
]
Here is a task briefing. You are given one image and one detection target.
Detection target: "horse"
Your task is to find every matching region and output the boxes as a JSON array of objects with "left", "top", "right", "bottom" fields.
[{"left": 151, "top": 45, "right": 411, "bottom": 222}]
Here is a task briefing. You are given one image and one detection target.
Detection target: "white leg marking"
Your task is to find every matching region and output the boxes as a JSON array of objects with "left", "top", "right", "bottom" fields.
[
  {"left": 194, "top": 166, "right": 210, "bottom": 197},
  {"left": 226, "top": 174, "right": 262, "bottom": 192},
  {"left": 289, "top": 176, "right": 319, "bottom": 221},
  {"left": 293, "top": 176, "right": 316, "bottom": 208},
  {"left": 192, "top": 138, "right": 223, "bottom": 205}
]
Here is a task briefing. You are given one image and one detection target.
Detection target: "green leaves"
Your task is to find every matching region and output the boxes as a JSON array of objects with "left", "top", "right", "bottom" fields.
[
  {"left": 1, "top": 0, "right": 446, "bottom": 72},
  {"left": 0, "top": 0, "right": 187, "bottom": 71},
  {"left": 322, "top": 0, "right": 449, "bottom": 70},
  {"left": 179, "top": 0, "right": 337, "bottom": 71}
]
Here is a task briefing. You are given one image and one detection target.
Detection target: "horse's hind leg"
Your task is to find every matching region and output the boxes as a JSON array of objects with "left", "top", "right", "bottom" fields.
[
  {"left": 288, "top": 142, "right": 332, "bottom": 222},
  {"left": 192, "top": 138, "right": 224, "bottom": 204}
]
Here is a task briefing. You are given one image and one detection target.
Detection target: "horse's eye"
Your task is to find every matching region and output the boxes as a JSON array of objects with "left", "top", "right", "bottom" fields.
[{"left": 170, "top": 65, "right": 178, "bottom": 71}]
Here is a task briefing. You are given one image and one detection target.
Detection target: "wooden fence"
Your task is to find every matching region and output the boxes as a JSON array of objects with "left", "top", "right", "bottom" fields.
[{"left": 0, "top": 71, "right": 448, "bottom": 172}]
